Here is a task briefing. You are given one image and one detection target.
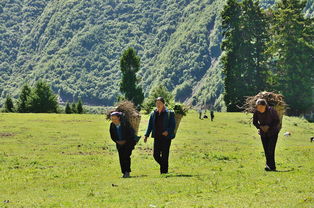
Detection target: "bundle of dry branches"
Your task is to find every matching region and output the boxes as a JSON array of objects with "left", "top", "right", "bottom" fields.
[
  {"left": 243, "top": 91, "right": 287, "bottom": 129},
  {"left": 106, "top": 100, "right": 141, "bottom": 135}
]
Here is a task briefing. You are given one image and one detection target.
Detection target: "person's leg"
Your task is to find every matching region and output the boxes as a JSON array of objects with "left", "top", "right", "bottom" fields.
[
  {"left": 160, "top": 139, "right": 172, "bottom": 174},
  {"left": 117, "top": 146, "right": 126, "bottom": 174},
  {"left": 118, "top": 145, "right": 134, "bottom": 177},
  {"left": 153, "top": 139, "right": 162, "bottom": 165},
  {"left": 124, "top": 145, "right": 134, "bottom": 173},
  {"left": 268, "top": 133, "right": 278, "bottom": 170},
  {"left": 261, "top": 136, "right": 271, "bottom": 169}
]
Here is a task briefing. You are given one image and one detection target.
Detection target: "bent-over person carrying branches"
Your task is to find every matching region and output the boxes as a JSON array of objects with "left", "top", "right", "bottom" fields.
[
  {"left": 253, "top": 99, "right": 280, "bottom": 171},
  {"left": 109, "top": 112, "right": 136, "bottom": 178}
]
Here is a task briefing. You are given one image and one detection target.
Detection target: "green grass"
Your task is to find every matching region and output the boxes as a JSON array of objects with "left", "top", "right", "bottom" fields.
[{"left": 0, "top": 112, "right": 313, "bottom": 207}]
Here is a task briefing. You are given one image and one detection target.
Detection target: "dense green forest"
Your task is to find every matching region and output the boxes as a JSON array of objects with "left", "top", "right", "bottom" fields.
[{"left": 0, "top": 0, "right": 313, "bottom": 109}]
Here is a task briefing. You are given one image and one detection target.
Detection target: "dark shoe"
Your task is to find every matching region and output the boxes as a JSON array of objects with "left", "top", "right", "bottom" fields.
[
  {"left": 122, "top": 172, "right": 130, "bottom": 178},
  {"left": 265, "top": 166, "right": 276, "bottom": 172}
]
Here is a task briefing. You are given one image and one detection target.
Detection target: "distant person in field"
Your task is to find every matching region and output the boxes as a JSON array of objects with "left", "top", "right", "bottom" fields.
[
  {"left": 210, "top": 110, "right": 214, "bottom": 121},
  {"left": 203, "top": 109, "right": 208, "bottom": 119},
  {"left": 253, "top": 99, "right": 280, "bottom": 171},
  {"left": 109, "top": 112, "right": 136, "bottom": 178},
  {"left": 144, "top": 97, "right": 176, "bottom": 174},
  {"left": 198, "top": 109, "right": 202, "bottom": 119}
]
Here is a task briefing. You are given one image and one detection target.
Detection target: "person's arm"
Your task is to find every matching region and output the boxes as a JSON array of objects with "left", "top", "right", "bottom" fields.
[
  {"left": 109, "top": 123, "right": 117, "bottom": 142},
  {"left": 144, "top": 112, "right": 154, "bottom": 142},
  {"left": 145, "top": 113, "right": 153, "bottom": 137},
  {"left": 253, "top": 112, "right": 260, "bottom": 129}
]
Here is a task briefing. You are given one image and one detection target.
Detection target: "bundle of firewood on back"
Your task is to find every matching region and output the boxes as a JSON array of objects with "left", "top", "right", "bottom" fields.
[
  {"left": 107, "top": 101, "right": 141, "bottom": 137},
  {"left": 172, "top": 104, "right": 189, "bottom": 134},
  {"left": 243, "top": 91, "right": 287, "bottom": 130}
]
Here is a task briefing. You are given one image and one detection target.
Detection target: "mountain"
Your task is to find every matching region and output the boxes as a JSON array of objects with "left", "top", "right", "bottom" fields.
[{"left": 0, "top": 0, "right": 313, "bottom": 109}]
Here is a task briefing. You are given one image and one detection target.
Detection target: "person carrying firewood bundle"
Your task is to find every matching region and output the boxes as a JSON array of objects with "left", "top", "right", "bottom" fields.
[
  {"left": 109, "top": 111, "right": 136, "bottom": 178},
  {"left": 253, "top": 99, "right": 280, "bottom": 171}
]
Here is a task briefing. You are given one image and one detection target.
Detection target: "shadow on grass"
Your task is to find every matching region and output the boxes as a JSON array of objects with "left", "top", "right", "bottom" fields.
[
  {"left": 162, "top": 173, "right": 197, "bottom": 178},
  {"left": 273, "top": 168, "right": 295, "bottom": 173},
  {"left": 130, "top": 175, "right": 149, "bottom": 178}
]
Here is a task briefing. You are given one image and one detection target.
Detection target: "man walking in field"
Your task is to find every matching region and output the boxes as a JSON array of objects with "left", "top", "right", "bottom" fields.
[
  {"left": 198, "top": 109, "right": 202, "bottom": 119},
  {"left": 253, "top": 99, "right": 280, "bottom": 171},
  {"left": 210, "top": 110, "right": 214, "bottom": 121},
  {"left": 144, "top": 97, "right": 176, "bottom": 174}
]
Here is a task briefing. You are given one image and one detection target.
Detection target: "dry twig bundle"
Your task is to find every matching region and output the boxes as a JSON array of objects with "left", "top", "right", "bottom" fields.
[
  {"left": 106, "top": 101, "right": 141, "bottom": 135},
  {"left": 243, "top": 91, "right": 287, "bottom": 129}
]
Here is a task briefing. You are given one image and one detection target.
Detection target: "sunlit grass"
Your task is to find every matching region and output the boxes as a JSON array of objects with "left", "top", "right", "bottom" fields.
[{"left": 0, "top": 112, "right": 313, "bottom": 207}]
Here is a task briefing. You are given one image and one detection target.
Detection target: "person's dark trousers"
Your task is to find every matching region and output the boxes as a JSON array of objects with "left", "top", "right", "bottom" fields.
[
  {"left": 116, "top": 144, "right": 134, "bottom": 174},
  {"left": 153, "top": 138, "right": 172, "bottom": 174},
  {"left": 261, "top": 133, "right": 278, "bottom": 170}
]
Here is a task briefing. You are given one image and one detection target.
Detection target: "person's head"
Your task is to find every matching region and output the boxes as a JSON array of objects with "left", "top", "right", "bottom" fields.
[
  {"left": 256, "top": 99, "right": 268, "bottom": 113},
  {"left": 155, "top": 97, "right": 165, "bottom": 111},
  {"left": 110, "top": 112, "right": 122, "bottom": 125}
]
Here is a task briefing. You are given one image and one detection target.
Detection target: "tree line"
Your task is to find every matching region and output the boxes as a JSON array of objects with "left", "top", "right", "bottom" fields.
[
  {"left": 0, "top": 0, "right": 227, "bottom": 107},
  {"left": 2, "top": 80, "right": 84, "bottom": 114},
  {"left": 221, "top": 0, "right": 313, "bottom": 115}
]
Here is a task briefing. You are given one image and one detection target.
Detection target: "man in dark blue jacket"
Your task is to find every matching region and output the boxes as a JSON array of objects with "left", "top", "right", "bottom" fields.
[{"left": 144, "top": 97, "right": 176, "bottom": 174}]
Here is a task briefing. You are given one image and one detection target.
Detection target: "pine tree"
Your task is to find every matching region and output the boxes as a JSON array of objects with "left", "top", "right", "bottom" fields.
[
  {"left": 4, "top": 96, "right": 14, "bottom": 112},
  {"left": 65, "top": 102, "right": 72, "bottom": 114},
  {"left": 17, "top": 85, "right": 31, "bottom": 113},
  {"left": 221, "top": 0, "right": 243, "bottom": 112},
  {"left": 27, "top": 80, "right": 58, "bottom": 113},
  {"left": 77, "top": 98, "right": 83, "bottom": 114},
  {"left": 222, "top": 0, "right": 273, "bottom": 112},
  {"left": 71, "top": 103, "right": 77, "bottom": 114},
  {"left": 240, "top": 0, "right": 270, "bottom": 93},
  {"left": 142, "top": 84, "right": 174, "bottom": 114},
  {"left": 268, "top": 0, "right": 314, "bottom": 115},
  {"left": 120, "top": 47, "right": 144, "bottom": 106}
]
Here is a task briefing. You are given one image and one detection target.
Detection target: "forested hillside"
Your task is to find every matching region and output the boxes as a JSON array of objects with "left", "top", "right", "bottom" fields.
[{"left": 0, "top": 0, "right": 313, "bottom": 108}]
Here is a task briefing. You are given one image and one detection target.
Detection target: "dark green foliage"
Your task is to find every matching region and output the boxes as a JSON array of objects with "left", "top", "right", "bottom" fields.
[
  {"left": 4, "top": 96, "right": 14, "bottom": 112},
  {"left": 17, "top": 85, "right": 31, "bottom": 113},
  {"left": 172, "top": 104, "right": 189, "bottom": 116},
  {"left": 221, "top": 0, "right": 243, "bottom": 112},
  {"left": 0, "top": 0, "right": 227, "bottom": 109},
  {"left": 142, "top": 84, "right": 174, "bottom": 114},
  {"left": 268, "top": 0, "right": 314, "bottom": 115},
  {"left": 77, "top": 99, "right": 83, "bottom": 114},
  {"left": 27, "top": 81, "right": 59, "bottom": 113},
  {"left": 221, "top": 0, "right": 312, "bottom": 115},
  {"left": 240, "top": 0, "right": 269, "bottom": 93},
  {"left": 0, "top": 0, "right": 312, "bottom": 111},
  {"left": 222, "top": 0, "right": 271, "bottom": 112},
  {"left": 65, "top": 102, "right": 72, "bottom": 114},
  {"left": 174, "top": 82, "right": 193, "bottom": 103},
  {"left": 120, "top": 48, "right": 144, "bottom": 106},
  {"left": 71, "top": 103, "right": 77, "bottom": 114}
]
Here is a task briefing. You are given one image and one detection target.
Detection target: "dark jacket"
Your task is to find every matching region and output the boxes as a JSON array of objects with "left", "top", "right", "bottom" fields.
[
  {"left": 145, "top": 108, "right": 176, "bottom": 140},
  {"left": 109, "top": 122, "right": 136, "bottom": 146},
  {"left": 253, "top": 106, "right": 280, "bottom": 137}
]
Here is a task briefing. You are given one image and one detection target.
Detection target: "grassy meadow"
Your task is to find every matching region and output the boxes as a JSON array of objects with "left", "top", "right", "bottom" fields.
[{"left": 0, "top": 112, "right": 313, "bottom": 207}]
